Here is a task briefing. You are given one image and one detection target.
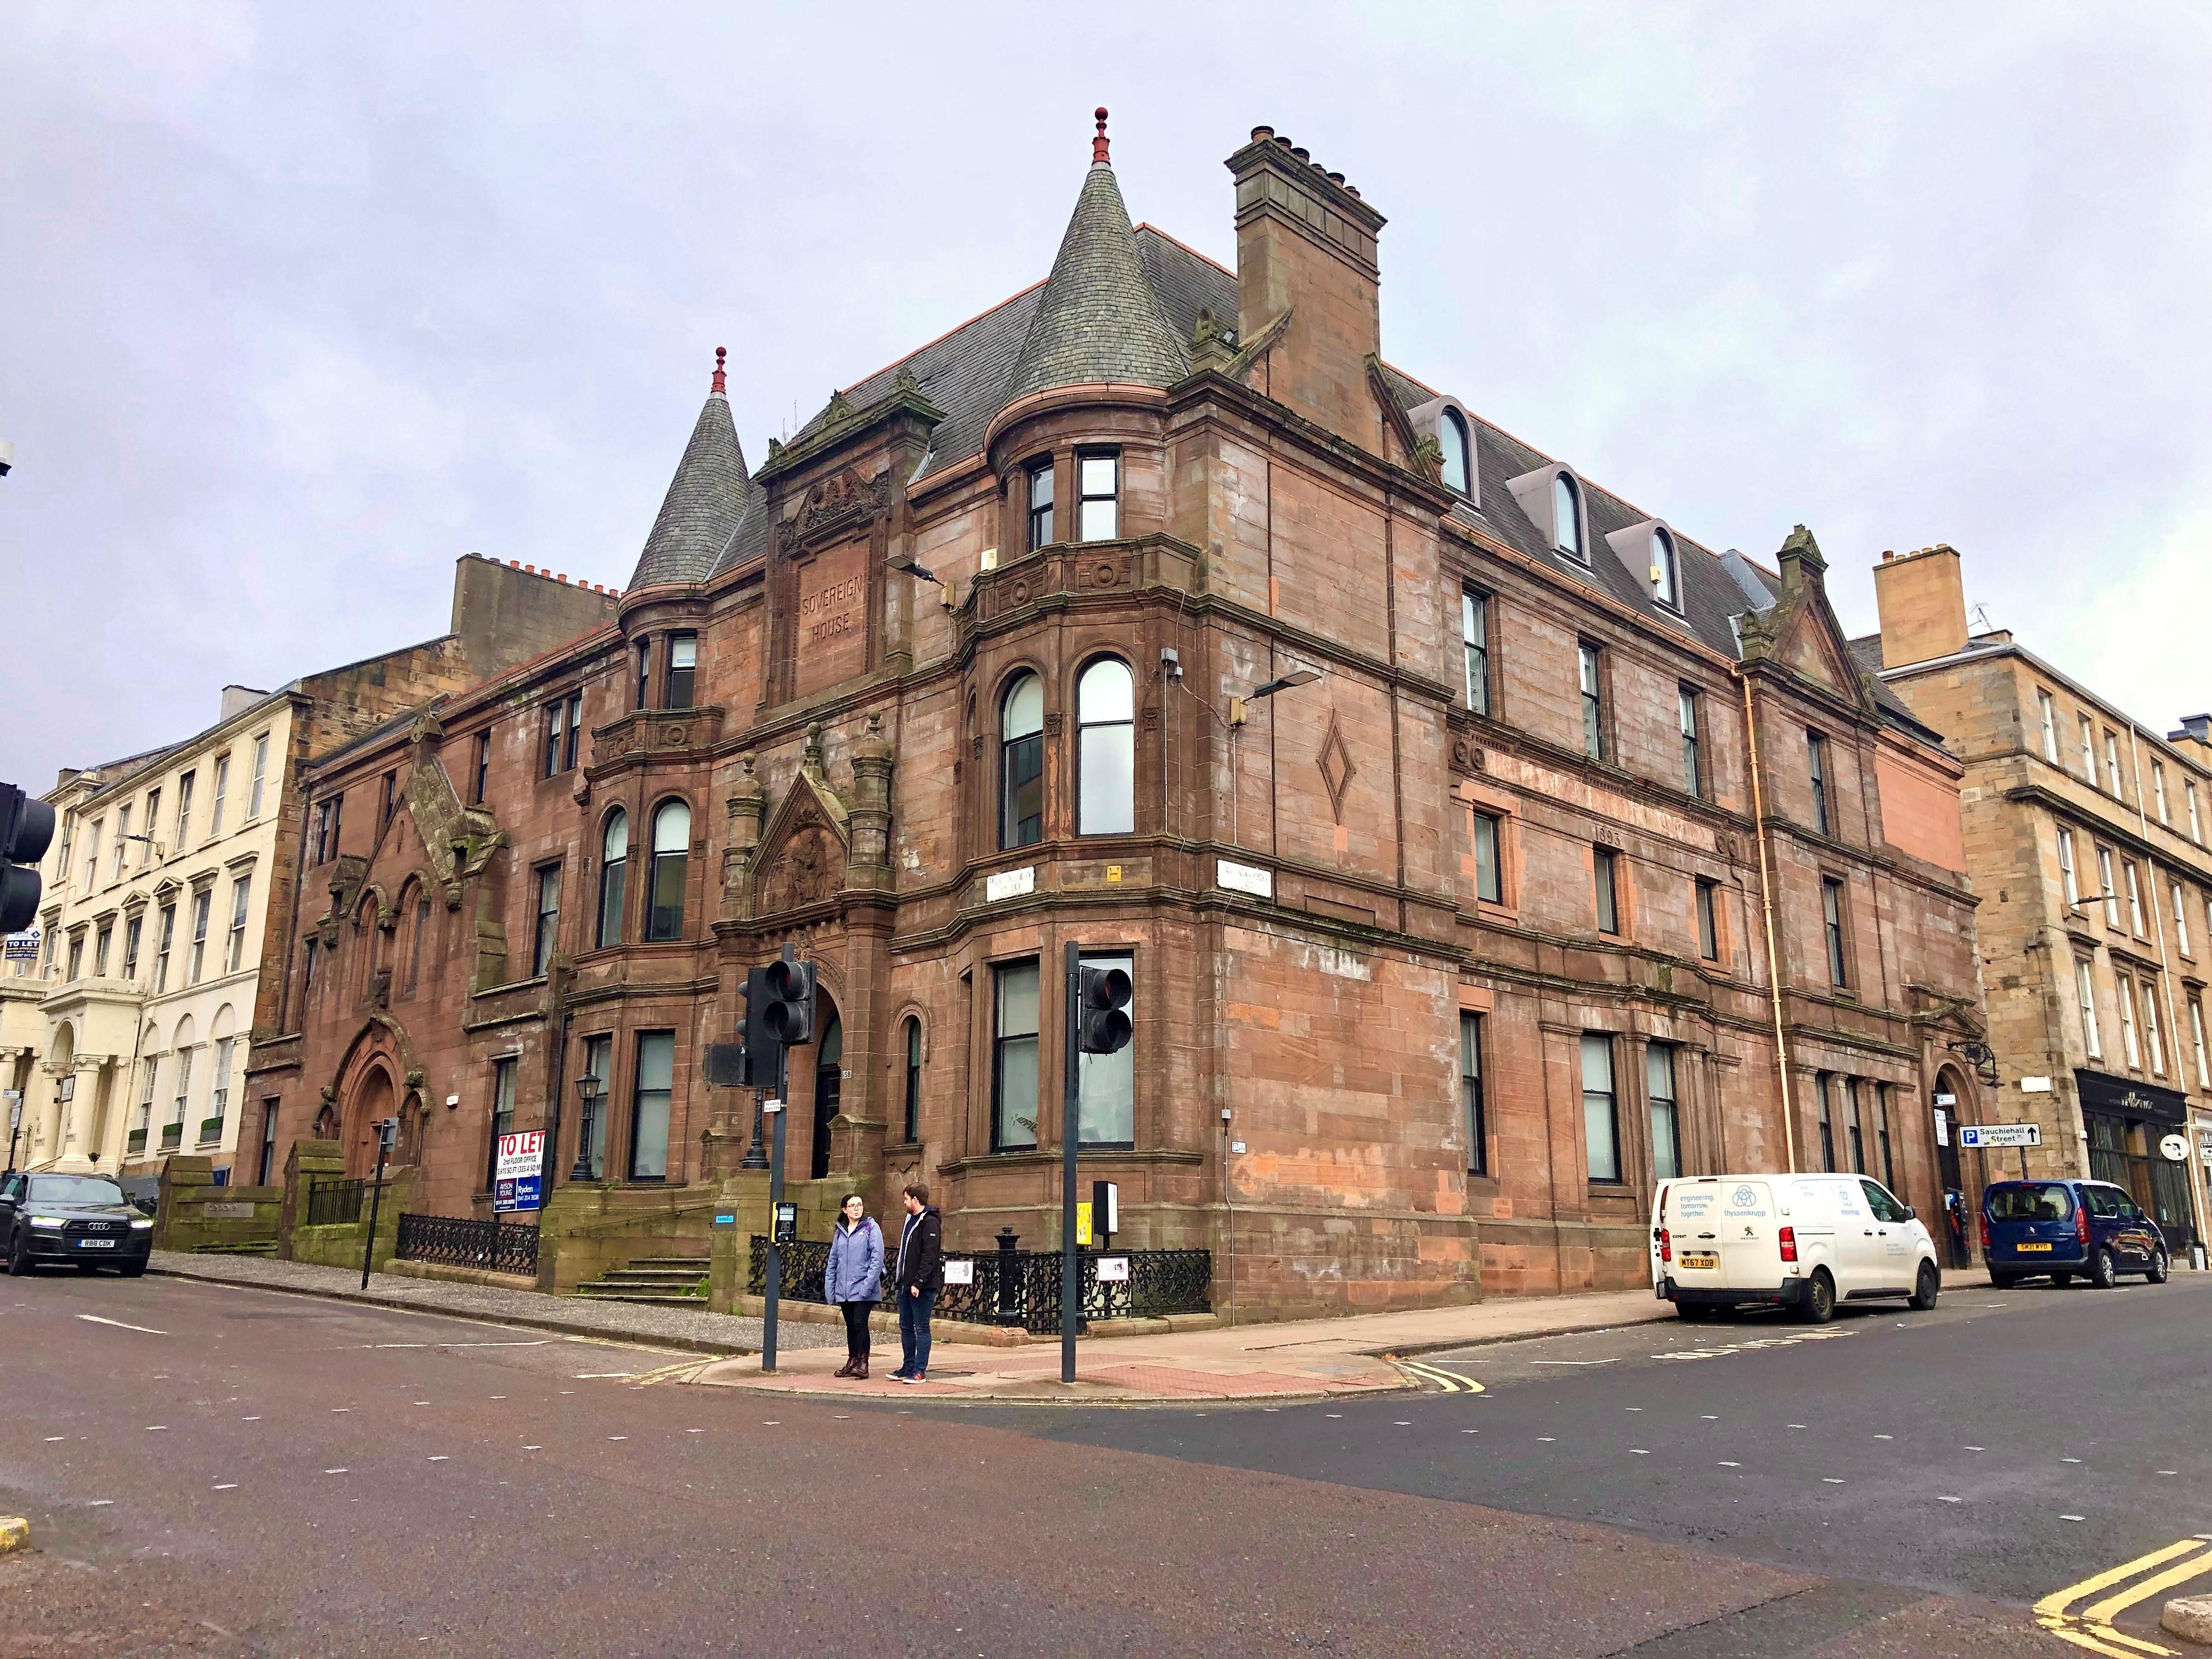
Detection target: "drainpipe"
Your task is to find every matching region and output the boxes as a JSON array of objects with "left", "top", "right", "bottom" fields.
[
  {"left": 2124, "top": 725, "right": 2210, "bottom": 1255},
  {"left": 1737, "top": 667, "right": 1798, "bottom": 1172}
]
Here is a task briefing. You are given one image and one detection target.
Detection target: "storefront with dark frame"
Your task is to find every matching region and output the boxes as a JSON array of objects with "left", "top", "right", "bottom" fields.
[{"left": 2074, "top": 1069, "right": 2199, "bottom": 1255}]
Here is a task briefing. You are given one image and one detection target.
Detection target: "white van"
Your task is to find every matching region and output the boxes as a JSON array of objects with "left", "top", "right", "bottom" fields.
[{"left": 1650, "top": 1173, "right": 1942, "bottom": 1323}]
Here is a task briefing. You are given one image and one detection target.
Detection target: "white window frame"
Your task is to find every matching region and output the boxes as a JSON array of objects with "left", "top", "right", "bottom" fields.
[
  {"left": 2078, "top": 715, "right": 2096, "bottom": 783},
  {"left": 2057, "top": 827, "right": 2079, "bottom": 905},
  {"left": 2154, "top": 763, "right": 2170, "bottom": 825},
  {"left": 247, "top": 733, "right": 269, "bottom": 821},
  {"left": 2174, "top": 883, "right": 2191, "bottom": 958},
  {"left": 2097, "top": 846, "right": 2120, "bottom": 929},
  {"left": 2192, "top": 995, "right": 2210, "bottom": 1090},
  {"left": 2143, "top": 980, "right": 2166, "bottom": 1076},
  {"left": 2076, "top": 958, "right": 2101, "bottom": 1060},
  {"left": 2190, "top": 781, "right": 2203, "bottom": 845},
  {"left": 2125, "top": 861, "right": 2146, "bottom": 936},
  {"left": 2104, "top": 730, "right": 2125, "bottom": 798},
  {"left": 210, "top": 754, "right": 229, "bottom": 836},
  {"left": 2118, "top": 975, "right": 2142, "bottom": 1069},
  {"left": 2038, "top": 689, "right": 2058, "bottom": 761}
]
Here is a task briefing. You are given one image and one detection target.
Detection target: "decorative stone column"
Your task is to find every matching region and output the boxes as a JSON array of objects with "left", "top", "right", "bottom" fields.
[
  {"left": 721, "top": 753, "right": 765, "bottom": 921},
  {"left": 846, "top": 713, "right": 896, "bottom": 891}
]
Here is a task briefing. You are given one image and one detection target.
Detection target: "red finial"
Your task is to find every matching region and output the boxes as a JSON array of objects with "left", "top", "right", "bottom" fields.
[
  {"left": 711, "top": 346, "right": 727, "bottom": 394},
  {"left": 1092, "top": 106, "right": 1110, "bottom": 165}
]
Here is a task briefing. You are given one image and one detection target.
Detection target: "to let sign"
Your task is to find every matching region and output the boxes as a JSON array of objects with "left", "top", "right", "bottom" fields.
[
  {"left": 1957, "top": 1123, "right": 2041, "bottom": 1149},
  {"left": 493, "top": 1130, "right": 544, "bottom": 1214}
]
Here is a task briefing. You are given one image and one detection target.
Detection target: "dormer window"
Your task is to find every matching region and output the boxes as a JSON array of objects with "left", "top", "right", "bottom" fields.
[
  {"left": 1651, "top": 527, "right": 1679, "bottom": 608},
  {"left": 1553, "top": 474, "right": 1582, "bottom": 558},
  {"left": 1439, "top": 410, "right": 1471, "bottom": 496}
]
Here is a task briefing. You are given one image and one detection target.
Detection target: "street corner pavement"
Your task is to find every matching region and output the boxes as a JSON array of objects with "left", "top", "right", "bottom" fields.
[{"left": 686, "top": 1337, "right": 1410, "bottom": 1404}]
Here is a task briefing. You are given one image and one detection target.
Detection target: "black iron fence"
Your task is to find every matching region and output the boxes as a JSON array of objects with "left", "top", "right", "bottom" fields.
[
  {"left": 395, "top": 1212, "right": 540, "bottom": 1277},
  {"left": 305, "top": 1178, "right": 365, "bottom": 1227},
  {"left": 747, "top": 1232, "right": 1210, "bottom": 1334}
]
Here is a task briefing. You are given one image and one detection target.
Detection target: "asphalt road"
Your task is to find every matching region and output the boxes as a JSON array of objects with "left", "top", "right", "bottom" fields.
[
  {"left": 0, "top": 1268, "right": 2170, "bottom": 1658},
  {"left": 983, "top": 1272, "right": 2212, "bottom": 1650}
]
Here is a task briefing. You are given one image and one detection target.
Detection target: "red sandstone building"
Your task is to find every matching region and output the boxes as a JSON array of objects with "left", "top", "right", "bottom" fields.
[{"left": 247, "top": 116, "right": 1986, "bottom": 1314}]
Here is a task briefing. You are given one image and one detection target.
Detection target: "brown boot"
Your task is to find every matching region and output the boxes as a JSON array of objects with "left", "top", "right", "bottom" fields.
[
  {"left": 833, "top": 1357, "right": 857, "bottom": 1379},
  {"left": 853, "top": 1356, "right": 869, "bottom": 1381}
]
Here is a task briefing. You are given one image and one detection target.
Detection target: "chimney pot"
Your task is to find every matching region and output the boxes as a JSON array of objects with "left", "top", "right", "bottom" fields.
[
  {"left": 1290, "top": 146, "right": 1310, "bottom": 162},
  {"left": 1882, "top": 550, "right": 1894, "bottom": 561},
  {"left": 1327, "top": 171, "right": 1346, "bottom": 185},
  {"left": 510, "top": 560, "right": 521, "bottom": 568},
  {"left": 1274, "top": 134, "right": 1292, "bottom": 148},
  {"left": 1250, "top": 126, "right": 1274, "bottom": 143},
  {"left": 1345, "top": 185, "right": 1361, "bottom": 199},
  {"left": 556, "top": 573, "right": 567, "bottom": 583}
]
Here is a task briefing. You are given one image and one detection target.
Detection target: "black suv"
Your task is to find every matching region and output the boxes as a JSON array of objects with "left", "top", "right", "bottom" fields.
[{"left": 0, "top": 1172, "right": 154, "bottom": 1275}]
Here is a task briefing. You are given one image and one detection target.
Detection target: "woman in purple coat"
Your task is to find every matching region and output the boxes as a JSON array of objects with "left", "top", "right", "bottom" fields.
[{"left": 823, "top": 1193, "right": 883, "bottom": 1379}]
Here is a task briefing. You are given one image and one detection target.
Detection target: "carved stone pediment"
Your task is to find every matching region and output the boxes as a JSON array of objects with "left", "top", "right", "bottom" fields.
[
  {"left": 776, "top": 467, "right": 890, "bottom": 560},
  {"left": 751, "top": 758, "right": 851, "bottom": 918}
]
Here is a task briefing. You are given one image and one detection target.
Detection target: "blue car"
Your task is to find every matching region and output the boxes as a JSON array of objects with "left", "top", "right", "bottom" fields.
[{"left": 1982, "top": 1178, "right": 2170, "bottom": 1289}]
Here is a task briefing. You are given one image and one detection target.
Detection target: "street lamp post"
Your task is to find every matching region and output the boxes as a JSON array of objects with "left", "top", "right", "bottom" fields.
[
  {"left": 1167, "top": 662, "right": 1323, "bottom": 849},
  {"left": 571, "top": 1070, "right": 604, "bottom": 1181},
  {"left": 360, "top": 1116, "right": 397, "bottom": 1290},
  {"left": 4, "top": 1090, "right": 20, "bottom": 1174}
]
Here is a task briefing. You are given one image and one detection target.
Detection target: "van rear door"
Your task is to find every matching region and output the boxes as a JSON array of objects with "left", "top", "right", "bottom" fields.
[{"left": 1669, "top": 1180, "right": 1778, "bottom": 1291}]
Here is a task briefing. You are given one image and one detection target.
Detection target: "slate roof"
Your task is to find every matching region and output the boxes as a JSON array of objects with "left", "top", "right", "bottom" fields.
[
  {"left": 1002, "top": 160, "right": 1190, "bottom": 404},
  {"left": 629, "top": 382, "right": 749, "bottom": 590},
  {"left": 671, "top": 157, "right": 1939, "bottom": 754}
]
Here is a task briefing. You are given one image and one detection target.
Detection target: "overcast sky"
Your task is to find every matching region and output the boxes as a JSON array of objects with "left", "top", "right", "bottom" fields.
[{"left": 5, "top": 3, "right": 2208, "bottom": 792}]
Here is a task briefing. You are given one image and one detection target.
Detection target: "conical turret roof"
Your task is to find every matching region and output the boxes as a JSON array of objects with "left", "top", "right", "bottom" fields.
[
  {"left": 628, "top": 349, "right": 749, "bottom": 590},
  {"left": 1002, "top": 112, "right": 1189, "bottom": 404}
]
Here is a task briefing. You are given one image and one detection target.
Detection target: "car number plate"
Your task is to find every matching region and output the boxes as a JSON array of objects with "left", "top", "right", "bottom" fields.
[
  {"left": 76, "top": 1238, "right": 117, "bottom": 1249},
  {"left": 2015, "top": 1242, "right": 2052, "bottom": 1252},
  {"left": 1679, "top": 1252, "right": 1719, "bottom": 1269}
]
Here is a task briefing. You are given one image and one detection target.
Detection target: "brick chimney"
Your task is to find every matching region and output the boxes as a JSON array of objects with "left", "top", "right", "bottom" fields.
[
  {"left": 1226, "top": 127, "right": 1387, "bottom": 451},
  {"left": 1871, "top": 544, "right": 1970, "bottom": 669}
]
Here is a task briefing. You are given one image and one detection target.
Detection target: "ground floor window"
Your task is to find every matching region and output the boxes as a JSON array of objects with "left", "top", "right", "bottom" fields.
[
  {"left": 992, "top": 961, "right": 1040, "bottom": 1152},
  {"left": 1460, "top": 1012, "right": 1486, "bottom": 1176},
  {"left": 485, "top": 1057, "right": 517, "bottom": 1192},
  {"left": 577, "top": 1034, "right": 612, "bottom": 1180},
  {"left": 630, "top": 1032, "right": 673, "bottom": 1180},
  {"left": 1079, "top": 951, "right": 1135, "bottom": 1147},
  {"left": 1581, "top": 1034, "right": 1620, "bottom": 1183},
  {"left": 1647, "top": 1043, "right": 1680, "bottom": 1182}
]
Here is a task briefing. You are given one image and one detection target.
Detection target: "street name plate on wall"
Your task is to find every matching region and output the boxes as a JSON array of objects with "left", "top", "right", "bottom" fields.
[
  {"left": 985, "top": 866, "right": 1036, "bottom": 904},
  {"left": 1957, "top": 1123, "right": 2040, "bottom": 1149},
  {"left": 1216, "top": 859, "right": 1273, "bottom": 899},
  {"left": 2019, "top": 1076, "right": 2052, "bottom": 1092},
  {"left": 202, "top": 1201, "right": 255, "bottom": 1220}
]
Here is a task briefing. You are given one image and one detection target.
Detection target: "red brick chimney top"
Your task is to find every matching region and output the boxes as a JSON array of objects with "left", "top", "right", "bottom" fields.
[
  {"left": 1092, "top": 106, "right": 1110, "bottom": 165},
  {"left": 711, "top": 346, "right": 727, "bottom": 394}
]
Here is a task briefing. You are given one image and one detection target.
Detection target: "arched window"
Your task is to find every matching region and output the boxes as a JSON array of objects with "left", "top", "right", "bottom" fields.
[
  {"left": 1076, "top": 657, "right": 1135, "bottom": 836},
  {"left": 1439, "top": 409, "right": 1470, "bottom": 496},
  {"left": 646, "top": 800, "right": 690, "bottom": 942},
  {"left": 1651, "top": 527, "right": 1679, "bottom": 608},
  {"left": 1000, "top": 673, "right": 1045, "bottom": 849},
  {"left": 1552, "top": 473, "right": 1582, "bottom": 558},
  {"left": 901, "top": 1015, "right": 922, "bottom": 1143},
  {"left": 596, "top": 809, "right": 628, "bottom": 948}
]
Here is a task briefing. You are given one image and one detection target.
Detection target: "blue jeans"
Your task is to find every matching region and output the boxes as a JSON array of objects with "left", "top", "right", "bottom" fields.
[{"left": 897, "top": 1286, "right": 936, "bottom": 1376}]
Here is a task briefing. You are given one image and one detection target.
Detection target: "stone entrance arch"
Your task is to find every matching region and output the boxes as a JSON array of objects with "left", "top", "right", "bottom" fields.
[{"left": 343, "top": 1065, "right": 397, "bottom": 1178}]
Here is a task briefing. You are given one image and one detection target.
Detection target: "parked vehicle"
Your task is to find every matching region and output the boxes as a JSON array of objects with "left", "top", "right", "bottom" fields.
[
  {"left": 1982, "top": 1179, "right": 2169, "bottom": 1289},
  {"left": 1652, "top": 1173, "right": 1941, "bottom": 1324},
  {"left": 0, "top": 1171, "right": 155, "bottom": 1276}
]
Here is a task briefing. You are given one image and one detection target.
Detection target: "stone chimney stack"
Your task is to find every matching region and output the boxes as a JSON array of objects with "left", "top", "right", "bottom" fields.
[
  {"left": 1226, "top": 127, "right": 1387, "bottom": 452},
  {"left": 1871, "top": 544, "right": 1970, "bottom": 669}
]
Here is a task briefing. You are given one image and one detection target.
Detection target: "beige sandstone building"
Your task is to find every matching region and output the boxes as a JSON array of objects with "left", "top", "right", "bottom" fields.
[{"left": 1865, "top": 544, "right": 2212, "bottom": 1260}]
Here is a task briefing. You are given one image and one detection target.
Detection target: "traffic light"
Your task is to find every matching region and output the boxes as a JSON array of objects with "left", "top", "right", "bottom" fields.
[
  {"left": 738, "top": 968, "right": 779, "bottom": 1087},
  {"left": 0, "top": 784, "right": 56, "bottom": 938},
  {"left": 760, "top": 955, "right": 817, "bottom": 1046},
  {"left": 1076, "top": 963, "right": 1133, "bottom": 1055}
]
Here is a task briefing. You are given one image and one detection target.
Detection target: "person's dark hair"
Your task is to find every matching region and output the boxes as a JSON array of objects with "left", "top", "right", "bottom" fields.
[
  {"left": 902, "top": 1181, "right": 931, "bottom": 1206},
  {"left": 839, "top": 1192, "right": 864, "bottom": 1216}
]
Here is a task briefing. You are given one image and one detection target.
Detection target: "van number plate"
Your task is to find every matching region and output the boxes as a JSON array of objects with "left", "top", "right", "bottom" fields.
[
  {"left": 1679, "top": 1252, "right": 1719, "bottom": 1269},
  {"left": 2016, "top": 1242, "right": 2052, "bottom": 1252}
]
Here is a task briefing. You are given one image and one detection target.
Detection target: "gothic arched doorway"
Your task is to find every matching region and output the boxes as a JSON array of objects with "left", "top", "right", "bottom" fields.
[
  {"left": 811, "top": 1002, "right": 843, "bottom": 1182},
  {"left": 1933, "top": 1064, "right": 1973, "bottom": 1267},
  {"left": 345, "top": 1066, "right": 396, "bottom": 1178}
]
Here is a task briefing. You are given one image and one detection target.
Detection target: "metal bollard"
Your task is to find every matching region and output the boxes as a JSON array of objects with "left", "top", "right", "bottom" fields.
[{"left": 995, "top": 1226, "right": 1023, "bottom": 1327}]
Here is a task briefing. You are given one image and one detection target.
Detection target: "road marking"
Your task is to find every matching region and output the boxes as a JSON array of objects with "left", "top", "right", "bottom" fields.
[
  {"left": 87, "top": 1500, "right": 112, "bottom": 1507},
  {"left": 1938, "top": 1496, "right": 1961, "bottom": 1503},
  {"left": 2063, "top": 1516, "right": 2087, "bottom": 1522},
  {"left": 1537, "top": 1437, "right": 1555, "bottom": 1442},
  {"left": 77, "top": 1314, "right": 166, "bottom": 1335},
  {"left": 2063, "top": 1458, "right": 2083, "bottom": 1464},
  {"left": 1822, "top": 1477, "right": 1845, "bottom": 1484},
  {"left": 606, "top": 1436, "right": 627, "bottom": 1442},
  {"left": 522, "top": 1446, "right": 541, "bottom": 1451},
  {"left": 43, "top": 1436, "right": 63, "bottom": 1442},
  {"left": 241, "top": 1417, "right": 260, "bottom": 1421},
  {"left": 1395, "top": 1359, "right": 1485, "bottom": 1393},
  {"left": 427, "top": 1456, "right": 449, "bottom": 1463},
  {"left": 573, "top": 1373, "right": 635, "bottom": 1380},
  {"left": 1965, "top": 1444, "right": 1985, "bottom": 1451},
  {"left": 144, "top": 1425, "right": 167, "bottom": 1432},
  {"left": 1874, "top": 1434, "right": 1894, "bottom": 1440},
  {"left": 1631, "top": 1449, "right": 1650, "bottom": 1455},
  {"left": 1702, "top": 1414, "right": 1718, "bottom": 1420},
  {"left": 2036, "top": 1537, "right": 2212, "bottom": 1657},
  {"left": 1531, "top": 1358, "right": 1617, "bottom": 1367},
  {"left": 323, "top": 1469, "right": 347, "bottom": 1475}
]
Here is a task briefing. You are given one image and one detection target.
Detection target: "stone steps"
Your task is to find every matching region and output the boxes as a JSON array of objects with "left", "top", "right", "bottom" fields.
[{"left": 573, "top": 1256, "right": 710, "bottom": 1307}]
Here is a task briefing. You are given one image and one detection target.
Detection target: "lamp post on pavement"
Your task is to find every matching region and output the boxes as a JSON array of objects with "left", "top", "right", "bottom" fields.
[
  {"left": 571, "top": 1070, "right": 604, "bottom": 1180},
  {"left": 4, "top": 1091, "right": 20, "bottom": 1174}
]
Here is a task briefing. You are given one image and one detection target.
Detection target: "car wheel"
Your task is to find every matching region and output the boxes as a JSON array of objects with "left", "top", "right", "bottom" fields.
[
  {"left": 2089, "top": 1248, "right": 2119, "bottom": 1289},
  {"left": 1909, "top": 1260, "right": 1940, "bottom": 1311},
  {"left": 2147, "top": 1249, "right": 2170, "bottom": 1285},
  {"left": 4, "top": 1231, "right": 30, "bottom": 1277},
  {"left": 1797, "top": 1269, "right": 1837, "bottom": 1325},
  {"left": 1675, "top": 1301, "right": 1711, "bottom": 1322},
  {"left": 119, "top": 1259, "right": 146, "bottom": 1279},
  {"left": 1988, "top": 1271, "right": 2017, "bottom": 1289}
]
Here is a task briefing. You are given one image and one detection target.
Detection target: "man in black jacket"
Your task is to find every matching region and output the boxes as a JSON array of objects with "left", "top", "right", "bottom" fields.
[{"left": 891, "top": 1182, "right": 943, "bottom": 1383}]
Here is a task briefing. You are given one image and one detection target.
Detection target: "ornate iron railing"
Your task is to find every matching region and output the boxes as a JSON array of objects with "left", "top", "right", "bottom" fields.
[
  {"left": 305, "top": 1178, "right": 365, "bottom": 1227},
  {"left": 747, "top": 1234, "right": 1210, "bottom": 1334},
  {"left": 396, "top": 1212, "right": 540, "bottom": 1276}
]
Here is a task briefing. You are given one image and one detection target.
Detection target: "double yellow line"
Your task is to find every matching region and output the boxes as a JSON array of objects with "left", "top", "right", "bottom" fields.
[
  {"left": 2038, "top": 1537, "right": 2212, "bottom": 1656},
  {"left": 625, "top": 1357, "right": 715, "bottom": 1388},
  {"left": 1393, "top": 1358, "right": 1485, "bottom": 1394}
]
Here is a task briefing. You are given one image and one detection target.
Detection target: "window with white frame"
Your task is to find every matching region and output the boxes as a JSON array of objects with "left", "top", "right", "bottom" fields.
[
  {"left": 2118, "top": 975, "right": 2142, "bottom": 1069},
  {"left": 487, "top": 1056, "right": 518, "bottom": 1190},
  {"left": 2125, "top": 861, "right": 2147, "bottom": 935},
  {"left": 1648, "top": 1043, "right": 1681, "bottom": 1181},
  {"left": 1076, "top": 658, "right": 1135, "bottom": 836},
  {"left": 2097, "top": 846, "right": 2120, "bottom": 929},
  {"left": 2174, "top": 883, "right": 2191, "bottom": 957},
  {"left": 246, "top": 733, "right": 268, "bottom": 820},
  {"left": 1078, "top": 949, "right": 1135, "bottom": 1147},
  {"left": 207, "top": 1036, "right": 234, "bottom": 1137},
  {"left": 2076, "top": 961, "right": 2101, "bottom": 1059},
  {"left": 154, "top": 904, "right": 174, "bottom": 992},
  {"left": 2078, "top": 715, "right": 2096, "bottom": 783},
  {"left": 991, "top": 960, "right": 1041, "bottom": 1152},
  {"left": 210, "top": 754, "right": 229, "bottom": 835},
  {"left": 2143, "top": 980, "right": 2166, "bottom": 1075},
  {"left": 2190, "top": 781, "right": 2203, "bottom": 845},
  {"left": 1439, "top": 409, "right": 1471, "bottom": 496},
  {"left": 2154, "top": 762, "right": 2170, "bottom": 825},
  {"left": 1460, "top": 1012, "right": 1487, "bottom": 1175},
  {"left": 2057, "top": 827, "right": 2079, "bottom": 905},
  {"left": 1578, "top": 643, "right": 1605, "bottom": 761},
  {"left": 176, "top": 771, "right": 195, "bottom": 845},
  {"left": 140, "top": 791, "right": 158, "bottom": 862},
  {"left": 83, "top": 819, "right": 102, "bottom": 891},
  {"left": 224, "top": 876, "right": 250, "bottom": 973},
  {"left": 2192, "top": 994, "right": 2210, "bottom": 1090},
  {"left": 1462, "top": 591, "right": 1489, "bottom": 715},
  {"left": 2038, "top": 689, "right": 2058, "bottom": 761},
  {"left": 1679, "top": 687, "right": 1702, "bottom": 798},
  {"left": 1553, "top": 473, "right": 1583, "bottom": 558},
  {"left": 2105, "top": 730, "right": 2125, "bottom": 798},
  {"left": 1808, "top": 731, "right": 1831, "bottom": 836},
  {"left": 112, "top": 805, "right": 131, "bottom": 881},
  {"left": 1651, "top": 527, "right": 1679, "bottom": 608},
  {"left": 1472, "top": 811, "right": 1502, "bottom": 904},
  {"left": 187, "top": 889, "right": 212, "bottom": 985},
  {"left": 1076, "top": 452, "right": 1119, "bottom": 541}
]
